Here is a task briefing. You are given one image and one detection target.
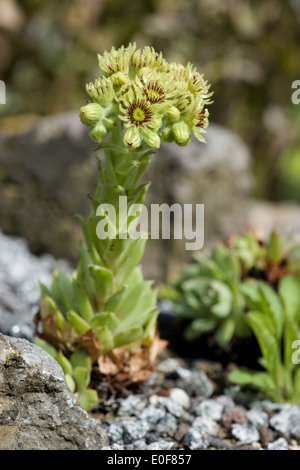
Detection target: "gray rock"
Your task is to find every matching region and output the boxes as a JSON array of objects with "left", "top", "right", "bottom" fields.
[
  {"left": 133, "top": 439, "right": 148, "bottom": 450},
  {"left": 156, "top": 358, "right": 182, "bottom": 376},
  {"left": 215, "top": 395, "right": 235, "bottom": 411},
  {"left": 246, "top": 407, "right": 269, "bottom": 429},
  {"left": 169, "top": 388, "right": 191, "bottom": 409},
  {"left": 139, "top": 404, "right": 166, "bottom": 426},
  {"left": 269, "top": 405, "right": 300, "bottom": 439},
  {"left": 178, "top": 368, "right": 215, "bottom": 398},
  {"left": 102, "top": 443, "right": 124, "bottom": 450},
  {"left": 231, "top": 423, "right": 260, "bottom": 444},
  {"left": 192, "top": 415, "right": 219, "bottom": 435},
  {"left": 156, "top": 413, "right": 178, "bottom": 437},
  {"left": 184, "top": 428, "right": 208, "bottom": 450},
  {"left": 106, "top": 422, "right": 124, "bottom": 444},
  {"left": 117, "top": 395, "right": 146, "bottom": 417},
  {"left": 158, "top": 396, "right": 185, "bottom": 418},
  {"left": 122, "top": 420, "right": 150, "bottom": 444},
  {"left": 195, "top": 399, "right": 224, "bottom": 421},
  {"left": 267, "top": 438, "right": 289, "bottom": 450},
  {"left": 147, "top": 440, "right": 175, "bottom": 450},
  {"left": 0, "top": 333, "right": 107, "bottom": 450}
]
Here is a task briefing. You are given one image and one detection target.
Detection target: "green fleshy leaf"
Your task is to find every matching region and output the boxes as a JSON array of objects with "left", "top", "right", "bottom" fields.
[
  {"left": 72, "top": 273, "right": 95, "bottom": 322},
  {"left": 35, "top": 337, "right": 58, "bottom": 359},
  {"left": 94, "top": 325, "right": 114, "bottom": 354},
  {"left": 65, "top": 373, "right": 76, "bottom": 393},
  {"left": 266, "top": 231, "right": 282, "bottom": 264},
  {"left": 90, "top": 311, "right": 119, "bottom": 332},
  {"left": 215, "top": 317, "right": 235, "bottom": 347},
  {"left": 88, "top": 264, "right": 114, "bottom": 301},
  {"left": 67, "top": 310, "right": 90, "bottom": 334},
  {"left": 73, "top": 366, "right": 90, "bottom": 393},
  {"left": 51, "top": 271, "right": 74, "bottom": 313},
  {"left": 77, "top": 389, "right": 99, "bottom": 412},
  {"left": 70, "top": 349, "right": 92, "bottom": 371},
  {"left": 229, "top": 368, "right": 277, "bottom": 396},
  {"left": 56, "top": 351, "right": 73, "bottom": 376},
  {"left": 114, "top": 326, "right": 143, "bottom": 348},
  {"left": 279, "top": 275, "right": 300, "bottom": 322},
  {"left": 184, "top": 317, "right": 217, "bottom": 341}
]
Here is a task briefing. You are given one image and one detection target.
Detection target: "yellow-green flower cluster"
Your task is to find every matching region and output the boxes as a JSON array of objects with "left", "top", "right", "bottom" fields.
[{"left": 80, "top": 43, "right": 213, "bottom": 149}]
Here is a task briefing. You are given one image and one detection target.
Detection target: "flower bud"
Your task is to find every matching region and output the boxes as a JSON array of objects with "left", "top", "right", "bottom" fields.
[
  {"left": 166, "top": 105, "right": 181, "bottom": 122},
  {"left": 80, "top": 103, "right": 104, "bottom": 126},
  {"left": 160, "top": 125, "right": 174, "bottom": 143},
  {"left": 123, "top": 126, "right": 142, "bottom": 149},
  {"left": 143, "top": 129, "right": 161, "bottom": 149},
  {"left": 111, "top": 72, "right": 129, "bottom": 88},
  {"left": 172, "top": 121, "right": 191, "bottom": 146},
  {"left": 89, "top": 121, "right": 107, "bottom": 142}
]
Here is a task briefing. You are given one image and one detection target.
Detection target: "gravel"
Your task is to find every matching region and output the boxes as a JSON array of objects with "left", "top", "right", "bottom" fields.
[{"left": 2, "top": 229, "right": 300, "bottom": 451}]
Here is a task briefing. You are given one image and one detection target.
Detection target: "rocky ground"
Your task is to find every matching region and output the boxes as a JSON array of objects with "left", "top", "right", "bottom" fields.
[
  {"left": 96, "top": 354, "right": 300, "bottom": 451},
  {"left": 1, "top": 228, "right": 300, "bottom": 450}
]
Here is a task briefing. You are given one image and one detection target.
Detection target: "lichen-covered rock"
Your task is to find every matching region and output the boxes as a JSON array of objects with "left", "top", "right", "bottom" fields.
[{"left": 0, "top": 333, "right": 108, "bottom": 450}]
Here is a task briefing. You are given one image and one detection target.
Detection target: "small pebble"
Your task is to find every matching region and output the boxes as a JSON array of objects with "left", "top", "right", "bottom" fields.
[
  {"left": 147, "top": 440, "right": 175, "bottom": 450},
  {"left": 184, "top": 428, "right": 208, "bottom": 450},
  {"left": 246, "top": 407, "right": 269, "bottom": 429},
  {"left": 169, "top": 388, "right": 191, "bottom": 409},
  {"left": 156, "top": 413, "right": 178, "bottom": 437},
  {"left": 269, "top": 405, "right": 300, "bottom": 439},
  {"left": 195, "top": 399, "right": 224, "bottom": 421},
  {"left": 192, "top": 415, "right": 219, "bottom": 435},
  {"left": 122, "top": 420, "right": 149, "bottom": 444},
  {"left": 267, "top": 437, "right": 289, "bottom": 450},
  {"left": 231, "top": 423, "right": 260, "bottom": 444}
]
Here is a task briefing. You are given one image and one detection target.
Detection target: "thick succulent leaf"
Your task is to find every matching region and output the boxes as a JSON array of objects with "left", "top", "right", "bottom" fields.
[
  {"left": 90, "top": 311, "right": 119, "bottom": 332},
  {"left": 77, "top": 389, "right": 99, "bottom": 412},
  {"left": 114, "top": 326, "right": 144, "bottom": 348},
  {"left": 40, "top": 295, "right": 66, "bottom": 330},
  {"left": 103, "top": 285, "right": 131, "bottom": 313},
  {"left": 240, "top": 279, "right": 262, "bottom": 311},
  {"left": 94, "top": 325, "right": 114, "bottom": 354},
  {"left": 210, "top": 280, "right": 233, "bottom": 318},
  {"left": 184, "top": 317, "right": 217, "bottom": 341},
  {"left": 265, "top": 230, "right": 282, "bottom": 264},
  {"left": 56, "top": 350, "right": 73, "bottom": 376},
  {"left": 229, "top": 368, "right": 278, "bottom": 397},
  {"left": 77, "top": 243, "right": 95, "bottom": 297},
  {"left": 67, "top": 310, "right": 90, "bottom": 334},
  {"left": 35, "top": 337, "right": 58, "bottom": 359},
  {"left": 115, "top": 237, "right": 147, "bottom": 284},
  {"left": 246, "top": 311, "right": 282, "bottom": 386},
  {"left": 291, "top": 367, "right": 300, "bottom": 404},
  {"left": 65, "top": 373, "right": 76, "bottom": 393},
  {"left": 279, "top": 275, "right": 300, "bottom": 322},
  {"left": 70, "top": 349, "right": 92, "bottom": 371},
  {"left": 258, "top": 281, "right": 284, "bottom": 340},
  {"left": 71, "top": 274, "right": 94, "bottom": 322},
  {"left": 215, "top": 318, "right": 235, "bottom": 346},
  {"left": 284, "top": 320, "right": 299, "bottom": 373},
  {"left": 88, "top": 264, "right": 114, "bottom": 301},
  {"left": 117, "top": 281, "right": 152, "bottom": 320},
  {"left": 76, "top": 214, "right": 102, "bottom": 265},
  {"left": 51, "top": 270, "right": 74, "bottom": 313},
  {"left": 73, "top": 366, "right": 90, "bottom": 393},
  {"left": 142, "top": 310, "right": 160, "bottom": 339}
]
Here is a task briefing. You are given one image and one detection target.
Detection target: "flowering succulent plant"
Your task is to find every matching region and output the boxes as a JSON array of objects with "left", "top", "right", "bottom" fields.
[{"left": 35, "top": 43, "right": 212, "bottom": 411}]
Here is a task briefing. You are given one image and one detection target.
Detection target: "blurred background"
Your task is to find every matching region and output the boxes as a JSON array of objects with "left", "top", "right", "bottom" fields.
[{"left": 0, "top": 0, "right": 300, "bottom": 282}]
